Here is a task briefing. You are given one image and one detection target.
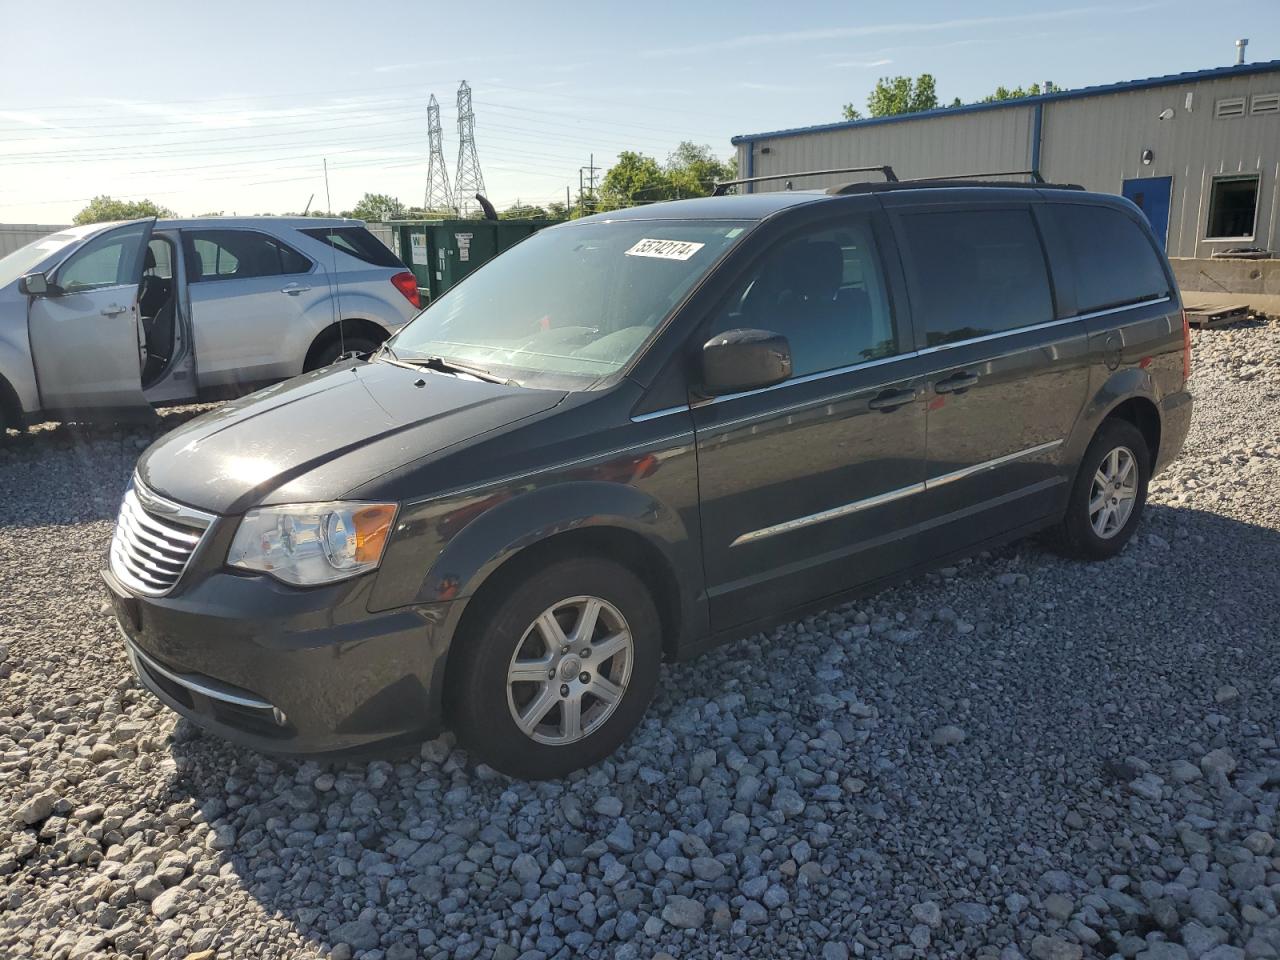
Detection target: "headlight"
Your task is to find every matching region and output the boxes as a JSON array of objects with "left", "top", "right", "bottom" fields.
[{"left": 227, "top": 501, "right": 398, "bottom": 586}]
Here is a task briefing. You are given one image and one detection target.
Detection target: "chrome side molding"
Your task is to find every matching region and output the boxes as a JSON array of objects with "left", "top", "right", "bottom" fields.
[{"left": 730, "top": 438, "right": 1064, "bottom": 547}]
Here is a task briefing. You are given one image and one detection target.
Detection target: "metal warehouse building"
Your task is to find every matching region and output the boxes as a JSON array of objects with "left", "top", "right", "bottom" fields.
[{"left": 732, "top": 59, "right": 1280, "bottom": 295}]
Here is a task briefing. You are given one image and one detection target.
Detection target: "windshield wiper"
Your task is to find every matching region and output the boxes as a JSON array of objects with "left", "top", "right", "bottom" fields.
[{"left": 382, "top": 349, "right": 514, "bottom": 385}]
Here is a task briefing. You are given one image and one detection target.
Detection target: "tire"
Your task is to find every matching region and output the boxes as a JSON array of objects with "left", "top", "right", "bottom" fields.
[
  {"left": 1049, "top": 418, "right": 1151, "bottom": 561},
  {"left": 449, "top": 556, "right": 662, "bottom": 779},
  {"left": 306, "top": 335, "right": 381, "bottom": 371}
]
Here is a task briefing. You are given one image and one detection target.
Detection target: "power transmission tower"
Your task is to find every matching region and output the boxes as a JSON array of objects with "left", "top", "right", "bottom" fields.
[
  {"left": 424, "top": 94, "right": 453, "bottom": 214},
  {"left": 453, "top": 81, "right": 487, "bottom": 217}
]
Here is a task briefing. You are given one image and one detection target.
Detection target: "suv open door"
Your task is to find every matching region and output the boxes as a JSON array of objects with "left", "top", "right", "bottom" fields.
[{"left": 26, "top": 218, "right": 155, "bottom": 416}]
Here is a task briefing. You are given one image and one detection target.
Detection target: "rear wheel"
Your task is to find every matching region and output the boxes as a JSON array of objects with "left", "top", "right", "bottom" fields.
[
  {"left": 306, "top": 335, "right": 381, "bottom": 370},
  {"left": 1050, "top": 418, "right": 1150, "bottom": 560},
  {"left": 449, "top": 556, "right": 661, "bottom": 779}
]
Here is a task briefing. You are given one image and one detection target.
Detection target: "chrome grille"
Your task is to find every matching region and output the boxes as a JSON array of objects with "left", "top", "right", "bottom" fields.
[{"left": 109, "top": 483, "right": 214, "bottom": 596}]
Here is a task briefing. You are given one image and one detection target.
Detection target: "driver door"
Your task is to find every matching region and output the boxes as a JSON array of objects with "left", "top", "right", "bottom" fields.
[{"left": 27, "top": 219, "right": 154, "bottom": 413}]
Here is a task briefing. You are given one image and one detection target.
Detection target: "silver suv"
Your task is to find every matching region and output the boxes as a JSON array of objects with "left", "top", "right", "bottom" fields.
[{"left": 0, "top": 216, "right": 420, "bottom": 429}]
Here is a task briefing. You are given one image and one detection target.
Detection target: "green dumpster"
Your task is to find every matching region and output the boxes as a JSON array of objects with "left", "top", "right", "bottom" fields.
[{"left": 390, "top": 218, "right": 561, "bottom": 303}]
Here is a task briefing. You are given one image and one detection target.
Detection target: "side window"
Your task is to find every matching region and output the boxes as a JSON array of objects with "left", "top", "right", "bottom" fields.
[
  {"left": 898, "top": 208, "right": 1054, "bottom": 347},
  {"left": 56, "top": 222, "right": 150, "bottom": 293},
  {"left": 1053, "top": 204, "right": 1171, "bottom": 314},
  {"left": 145, "top": 239, "right": 173, "bottom": 280},
  {"left": 185, "top": 230, "right": 312, "bottom": 282},
  {"left": 708, "top": 219, "right": 897, "bottom": 378}
]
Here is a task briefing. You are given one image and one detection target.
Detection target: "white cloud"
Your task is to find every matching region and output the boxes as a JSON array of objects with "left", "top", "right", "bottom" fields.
[{"left": 641, "top": 4, "right": 1160, "bottom": 58}]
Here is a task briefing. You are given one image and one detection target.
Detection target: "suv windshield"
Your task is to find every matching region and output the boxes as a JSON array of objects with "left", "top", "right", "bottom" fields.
[{"left": 388, "top": 219, "right": 751, "bottom": 386}]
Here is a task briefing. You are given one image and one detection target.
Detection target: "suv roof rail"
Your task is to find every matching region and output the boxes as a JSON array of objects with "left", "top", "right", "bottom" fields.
[
  {"left": 827, "top": 170, "right": 1086, "bottom": 195},
  {"left": 712, "top": 165, "right": 898, "bottom": 196}
]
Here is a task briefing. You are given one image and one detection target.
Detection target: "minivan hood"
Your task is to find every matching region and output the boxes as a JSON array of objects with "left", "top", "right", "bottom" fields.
[{"left": 137, "top": 360, "right": 566, "bottom": 514}]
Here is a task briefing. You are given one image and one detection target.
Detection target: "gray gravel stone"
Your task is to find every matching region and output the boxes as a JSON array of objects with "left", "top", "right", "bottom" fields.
[{"left": 3, "top": 322, "right": 1280, "bottom": 960}]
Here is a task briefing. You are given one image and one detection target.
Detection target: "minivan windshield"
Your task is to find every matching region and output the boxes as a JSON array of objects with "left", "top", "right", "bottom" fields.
[
  {"left": 0, "top": 232, "right": 81, "bottom": 290},
  {"left": 387, "top": 219, "right": 751, "bottom": 387}
]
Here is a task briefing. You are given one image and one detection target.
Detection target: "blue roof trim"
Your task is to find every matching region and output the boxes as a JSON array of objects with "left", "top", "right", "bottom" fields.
[{"left": 731, "top": 60, "right": 1280, "bottom": 144}]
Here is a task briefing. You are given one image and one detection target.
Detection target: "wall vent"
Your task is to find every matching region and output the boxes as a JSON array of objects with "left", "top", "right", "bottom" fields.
[
  {"left": 1250, "top": 93, "right": 1280, "bottom": 115},
  {"left": 1215, "top": 97, "right": 1247, "bottom": 118}
]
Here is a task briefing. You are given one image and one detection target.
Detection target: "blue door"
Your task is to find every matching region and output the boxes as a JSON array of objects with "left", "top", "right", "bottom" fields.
[{"left": 1122, "top": 177, "right": 1173, "bottom": 249}]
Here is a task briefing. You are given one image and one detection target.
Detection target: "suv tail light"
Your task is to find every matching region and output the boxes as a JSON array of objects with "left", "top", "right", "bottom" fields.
[
  {"left": 390, "top": 271, "right": 421, "bottom": 309},
  {"left": 1181, "top": 308, "right": 1192, "bottom": 382}
]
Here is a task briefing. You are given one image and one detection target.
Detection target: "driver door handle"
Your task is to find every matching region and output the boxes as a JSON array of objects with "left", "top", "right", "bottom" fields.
[
  {"left": 934, "top": 371, "right": 980, "bottom": 394},
  {"left": 100, "top": 304, "right": 126, "bottom": 317},
  {"left": 281, "top": 283, "right": 311, "bottom": 295}
]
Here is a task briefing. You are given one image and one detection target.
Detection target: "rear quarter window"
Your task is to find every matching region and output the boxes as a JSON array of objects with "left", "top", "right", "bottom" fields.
[
  {"left": 300, "top": 227, "right": 404, "bottom": 269},
  {"left": 1052, "top": 204, "right": 1171, "bottom": 314}
]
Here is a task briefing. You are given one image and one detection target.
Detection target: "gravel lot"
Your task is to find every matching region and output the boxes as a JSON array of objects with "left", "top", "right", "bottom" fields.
[{"left": 2, "top": 318, "right": 1279, "bottom": 960}]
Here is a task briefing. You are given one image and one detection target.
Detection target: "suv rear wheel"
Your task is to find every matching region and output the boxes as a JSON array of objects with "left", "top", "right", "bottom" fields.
[
  {"left": 307, "top": 335, "right": 381, "bottom": 370},
  {"left": 1051, "top": 418, "right": 1151, "bottom": 560},
  {"left": 450, "top": 556, "right": 661, "bottom": 779}
]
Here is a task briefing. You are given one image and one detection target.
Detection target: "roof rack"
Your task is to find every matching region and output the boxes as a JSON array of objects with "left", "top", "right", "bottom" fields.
[
  {"left": 712, "top": 165, "right": 897, "bottom": 196},
  {"left": 827, "top": 171, "right": 1085, "bottom": 195}
]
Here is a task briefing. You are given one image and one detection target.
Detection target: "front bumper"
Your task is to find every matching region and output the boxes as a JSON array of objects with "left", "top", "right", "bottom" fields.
[{"left": 102, "top": 564, "right": 458, "bottom": 757}]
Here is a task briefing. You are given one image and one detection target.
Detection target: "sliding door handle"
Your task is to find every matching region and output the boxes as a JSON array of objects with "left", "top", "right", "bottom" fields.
[
  {"left": 867, "top": 388, "right": 918, "bottom": 412},
  {"left": 934, "top": 372, "right": 980, "bottom": 394}
]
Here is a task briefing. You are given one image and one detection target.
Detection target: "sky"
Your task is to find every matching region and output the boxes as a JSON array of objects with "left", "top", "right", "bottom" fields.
[{"left": 2, "top": 0, "right": 1278, "bottom": 223}]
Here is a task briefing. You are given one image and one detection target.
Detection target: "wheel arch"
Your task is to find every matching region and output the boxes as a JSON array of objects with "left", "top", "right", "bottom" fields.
[
  {"left": 0, "top": 370, "right": 24, "bottom": 430},
  {"left": 1067, "top": 368, "right": 1164, "bottom": 469},
  {"left": 303, "top": 317, "right": 391, "bottom": 371}
]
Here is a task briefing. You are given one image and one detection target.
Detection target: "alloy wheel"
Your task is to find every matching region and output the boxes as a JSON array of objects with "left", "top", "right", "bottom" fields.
[
  {"left": 1089, "top": 445, "right": 1138, "bottom": 539},
  {"left": 506, "top": 595, "right": 634, "bottom": 745}
]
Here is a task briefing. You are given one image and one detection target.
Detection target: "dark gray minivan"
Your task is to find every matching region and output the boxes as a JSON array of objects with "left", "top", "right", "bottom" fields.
[{"left": 104, "top": 181, "right": 1192, "bottom": 778}]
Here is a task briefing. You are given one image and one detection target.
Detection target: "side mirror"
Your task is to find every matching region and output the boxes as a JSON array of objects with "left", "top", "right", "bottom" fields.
[
  {"left": 19, "top": 272, "right": 49, "bottom": 296},
  {"left": 700, "top": 328, "right": 792, "bottom": 396}
]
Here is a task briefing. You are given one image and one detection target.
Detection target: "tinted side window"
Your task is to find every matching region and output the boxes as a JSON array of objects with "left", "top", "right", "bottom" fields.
[
  {"left": 899, "top": 208, "right": 1054, "bottom": 347},
  {"left": 1053, "top": 204, "right": 1171, "bottom": 313},
  {"left": 301, "top": 227, "right": 403, "bottom": 268},
  {"left": 185, "top": 230, "right": 311, "bottom": 282},
  {"left": 708, "top": 219, "right": 898, "bottom": 378}
]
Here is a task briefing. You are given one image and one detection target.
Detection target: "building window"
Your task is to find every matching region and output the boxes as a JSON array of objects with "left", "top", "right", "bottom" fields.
[{"left": 1206, "top": 176, "right": 1259, "bottom": 239}]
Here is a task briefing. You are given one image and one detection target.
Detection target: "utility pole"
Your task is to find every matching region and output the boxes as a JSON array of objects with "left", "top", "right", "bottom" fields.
[
  {"left": 424, "top": 94, "right": 453, "bottom": 214},
  {"left": 578, "top": 153, "right": 600, "bottom": 214},
  {"left": 452, "top": 81, "right": 487, "bottom": 218}
]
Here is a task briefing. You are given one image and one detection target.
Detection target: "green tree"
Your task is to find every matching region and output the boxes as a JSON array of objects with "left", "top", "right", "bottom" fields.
[
  {"left": 842, "top": 73, "right": 939, "bottom": 121},
  {"left": 73, "top": 195, "right": 175, "bottom": 225},
  {"left": 598, "top": 151, "right": 672, "bottom": 212},
  {"left": 666, "top": 141, "right": 736, "bottom": 198},
  {"left": 345, "top": 193, "right": 405, "bottom": 221},
  {"left": 500, "top": 202, "right": 549, "bottom": 219},
  {"left": 979, "top": 81, "right": 1057, "bottom": 103},
  {"left": 545, "top": 201, "right": 569, "bottom": 220}
]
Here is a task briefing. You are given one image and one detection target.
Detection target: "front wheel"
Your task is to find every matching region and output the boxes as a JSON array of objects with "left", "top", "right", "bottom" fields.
[
  {"left": 449, "top": 557, "right": 661, "bottom": 779},
  {"left": 1049, "top": 418, "right": 1150, "bottom": 560}
]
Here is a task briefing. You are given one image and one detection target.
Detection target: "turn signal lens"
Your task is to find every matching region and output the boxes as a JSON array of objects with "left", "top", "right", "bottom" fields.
[{"left": 352, "top": 503, "right": 396, "bottom": 562}]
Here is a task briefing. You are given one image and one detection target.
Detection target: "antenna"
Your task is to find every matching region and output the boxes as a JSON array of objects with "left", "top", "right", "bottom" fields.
[
  {"left": 453, "top": 81, "right": 487, "bottom": 218},
  {"left": 302, "top": 192, "right": 314, "bottom": 216},
  {"left": 425, "top": 94, "right": 453, "bottom": 214},
  {"left": 324, "top": 159, "right": 345, "bottom": 361}
]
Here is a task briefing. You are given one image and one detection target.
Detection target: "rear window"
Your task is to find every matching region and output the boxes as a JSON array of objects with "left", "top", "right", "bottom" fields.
[
  {"left": 898, "top": 208, "right": 1054, "bottom": 347},
  {"left": 1053, "top": 204, "right": 1171, "bottom": 314},
  {"left": 301, "top": 227, "right": 404, "bottom": 269}
]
